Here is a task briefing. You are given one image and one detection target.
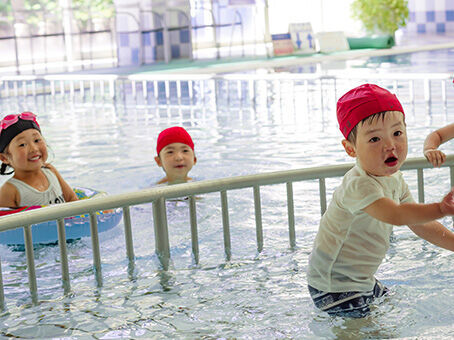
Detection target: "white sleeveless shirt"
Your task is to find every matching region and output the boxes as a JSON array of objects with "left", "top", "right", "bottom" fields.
[{"left": 7, "top": 168, "right": 65, "bottom": 206}]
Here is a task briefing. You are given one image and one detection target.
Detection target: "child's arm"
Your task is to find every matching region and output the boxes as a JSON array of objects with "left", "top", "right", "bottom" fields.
[
  {"left": 408, "top": 221, "right": 454, "bottom": 252},
  {"left": 363, "top": 189, "right": 454, "bottom": 226},
  {"left": 45, "top": 164, "right": 78, "bottom": 202},
  {"left": 0, "top": 183, "right": 20, "bottom": 207},
  {"left": 424, "top": 123, "right": 454, "bottom": 167}
]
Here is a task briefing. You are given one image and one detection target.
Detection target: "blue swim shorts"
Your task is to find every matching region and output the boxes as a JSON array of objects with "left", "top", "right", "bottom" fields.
[{"left": 308, "top": 280, "right": 388, "bottom": 318}]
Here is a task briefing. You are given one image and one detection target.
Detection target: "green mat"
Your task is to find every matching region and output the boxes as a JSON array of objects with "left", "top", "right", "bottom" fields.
[{"left": 347, "top": 35, "right": 395, "bottom": 49}]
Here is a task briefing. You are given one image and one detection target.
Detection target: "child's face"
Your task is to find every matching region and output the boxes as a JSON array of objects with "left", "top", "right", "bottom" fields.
[
  {"left": 0, "top": 129, "right": 48, "bottom": 173},
  {"left": 154, "top": 142, "right": 197, "bottom": 182},
  {"left": 342, "top": 111, "right": 407, "bottom": 177}
]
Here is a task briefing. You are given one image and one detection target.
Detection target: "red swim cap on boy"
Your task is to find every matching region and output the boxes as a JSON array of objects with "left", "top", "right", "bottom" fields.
[
  {"left": 337, "top": 84, "right": 404, "bottom": 139},
  {"left": 156, "top": 126, "right": 194, "bottom": 155}
]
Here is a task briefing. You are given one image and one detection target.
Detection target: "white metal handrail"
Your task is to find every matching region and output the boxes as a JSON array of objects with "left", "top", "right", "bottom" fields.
[
  {"left": 1, "top": 73, "right": 452, "bottom": 110},
  {"left": 0, "top": 155, "right": 453, "bottom": 310}
]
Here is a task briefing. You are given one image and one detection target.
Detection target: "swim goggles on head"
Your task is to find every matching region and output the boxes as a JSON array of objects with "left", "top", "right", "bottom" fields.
[{"left": 0, "top": 112, "right": 40, "bottom": 133}]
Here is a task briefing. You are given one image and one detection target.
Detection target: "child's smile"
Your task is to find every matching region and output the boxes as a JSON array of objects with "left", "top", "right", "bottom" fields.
[{"left": 29, "top": 154, "right": 42, "bottom": 162}]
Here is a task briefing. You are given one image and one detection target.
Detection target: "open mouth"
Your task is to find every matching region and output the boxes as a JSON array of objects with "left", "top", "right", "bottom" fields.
[{"left": 385, "top": 156, "right": 398, "bottom": 165}]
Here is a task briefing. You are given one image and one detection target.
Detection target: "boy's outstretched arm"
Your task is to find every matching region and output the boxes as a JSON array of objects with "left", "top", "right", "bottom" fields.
[
  {"left": 408, "top": 221, "right": 454, "bottom": 252},
  {"left": 363, "top": 189, "right": 454, "bottom": 226},
  {"left": 424, "top": 123, "right": 454, "bottom": 167}
]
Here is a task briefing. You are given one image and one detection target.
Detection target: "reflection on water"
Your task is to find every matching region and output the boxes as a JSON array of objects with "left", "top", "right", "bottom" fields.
[{"left": 0, "top": 70, "right": 454, "bottom": 337}]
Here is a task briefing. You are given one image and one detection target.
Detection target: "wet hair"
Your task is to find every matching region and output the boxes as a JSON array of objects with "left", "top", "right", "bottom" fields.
[{"left": 346, "top": 111, "right": 405, "bottom": 144}]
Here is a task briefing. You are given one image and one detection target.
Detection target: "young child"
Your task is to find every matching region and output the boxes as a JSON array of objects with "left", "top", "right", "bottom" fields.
[
  {"left": 154, "top": 126, "right": 197, "bottom": 185},
  {"left": 307, "top": 84, "right": 454, "bottom": 318},
  {"left": 0, "top": 112, "right": 78, "bottom": 207},
  {"left": 423, "top": 123, "right": 454, "bottom": 167}
]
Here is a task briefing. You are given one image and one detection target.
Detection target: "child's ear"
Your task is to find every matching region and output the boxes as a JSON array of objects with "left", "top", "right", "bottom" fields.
[
  {"left": 154, "top": 156, "right": 162, "bottom": 167},
  {"left": 193, "top": 156, "right": 197, "bottom": 165},
  {"left": 0, "top": 153, "right": 10, "bottom": 164},
  {"left": 342, "top": 139, "right": 357, "bottom": 158}
]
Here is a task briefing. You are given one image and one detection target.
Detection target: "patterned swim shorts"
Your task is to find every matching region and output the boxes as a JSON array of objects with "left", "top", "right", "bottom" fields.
[{"left": 308, "top": 280, "right": 388, "bottom": 318}]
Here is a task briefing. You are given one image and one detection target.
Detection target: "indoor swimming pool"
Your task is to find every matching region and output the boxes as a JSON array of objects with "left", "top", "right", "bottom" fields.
[{"left": 0, "top": 50, "right": 454, "bottom": 338}]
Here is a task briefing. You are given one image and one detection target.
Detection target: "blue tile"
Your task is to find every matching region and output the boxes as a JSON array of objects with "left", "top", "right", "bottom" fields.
[
  {"left": 180, "top": 29, "right": 190, "bottom": 43},
  {"left": 156, "top": 31, "right": 163, "bottom": 45},
  {"left": 437, "top": 23, "right": 446, "bottom": 33},
  {"left": 447, "top": 10, "right": 454, "bottom": 21},
  {"left": 171, "top": 45, "right": 181, "bottom": 58},
  {"left": 119, "top": 33, "right": 129, "bottom": 47},
  {"left": 417, "top": 24, "right": 426, "bottom": 33},
  {"left": 131, "top": 48, "right": 140, "bottom": 65},
  {"left": 409, "top": 11, "right": 416, "bottom": 22},
  {"left": 142, "top": 32, "right": 151, "bottom": 46},
  {"left": 426, "top": 11, "right": 435, "bottom": 22}
]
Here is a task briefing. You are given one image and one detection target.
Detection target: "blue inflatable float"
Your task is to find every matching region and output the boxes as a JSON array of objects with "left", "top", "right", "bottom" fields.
[{"left": 0, "top": 187, "right": 123, "bottom": 245}]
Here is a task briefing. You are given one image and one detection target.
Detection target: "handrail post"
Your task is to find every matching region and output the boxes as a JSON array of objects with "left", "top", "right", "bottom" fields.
[
  {"left": 286, "top": 182, "right": 296, "bottom": 249},
  {"left": 417, "top": 169, "right": 424, "bottom": 203},
  {"left": 220, "top": 190, "right": 232, "bottom": 261},
  {"left": 152, "top": 197, "right": 170, "bottom": 270},
  {"left": 319, "top": 178, "right": 327, "bottom": 215},
  {"left": 122, "top": 206, "right": 135, "bottom": 263},
  {"left": 189, "top": 195, "right": 199, "bottom": 265},
  {"left": 122, "top": 206, "right": 136, "bottom": 279},
  {"left": 23, "top": 225, "right": 38, "bottom": 304},
  {"left": 253, "top": 185, "right": 263, "bottom": 253},
  {"left": 424, "top": 79, "right": 431, "bottom": 108},
  {"left": 89, "top": 213, "right": 103, "bottom": 287},
  {"left": 57, "top": 218, "right": 71, "bottom": 294}
]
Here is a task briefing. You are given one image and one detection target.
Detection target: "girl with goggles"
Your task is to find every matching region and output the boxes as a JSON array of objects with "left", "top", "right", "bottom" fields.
[{"left": 0, "top": 112, "right": 78, "bottom": 207}]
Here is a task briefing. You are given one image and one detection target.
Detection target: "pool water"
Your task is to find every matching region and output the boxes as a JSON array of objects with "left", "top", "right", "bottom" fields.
[
  {"left": 1, "top": 60, "right": 454, "bottom": 338},
  {"left": 281, "top": 48, "right": 454, "bottom": 74}
]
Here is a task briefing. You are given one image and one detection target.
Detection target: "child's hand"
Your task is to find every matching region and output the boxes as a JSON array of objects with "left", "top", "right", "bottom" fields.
[
  {"left": 440, "top": 188, "right": 454, "bottom": 216},
  {"left": 424, "top": 149, "right": 446, "bottom": 167}
]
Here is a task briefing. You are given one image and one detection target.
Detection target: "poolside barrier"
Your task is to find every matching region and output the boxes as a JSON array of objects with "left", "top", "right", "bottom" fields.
[
  {"left": 0, "top": 73, "right": 452, "bottom": 111},
  {"left": 0, "top": 155, "right": 453, "bottom": 309}
]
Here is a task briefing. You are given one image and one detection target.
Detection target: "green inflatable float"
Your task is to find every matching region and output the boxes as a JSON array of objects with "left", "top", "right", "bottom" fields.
[{"left": 347, "top": 35, "right": 395, "bottom": 49}]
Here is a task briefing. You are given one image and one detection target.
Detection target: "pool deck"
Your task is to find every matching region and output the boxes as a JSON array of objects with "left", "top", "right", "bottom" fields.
[{"left": 86, "top": 32, "right": 454, "bottom": 76}]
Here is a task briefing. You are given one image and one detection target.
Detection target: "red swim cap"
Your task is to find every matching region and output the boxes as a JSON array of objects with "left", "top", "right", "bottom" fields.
[
  {"left": 337, "top": 84, "right": 404, "bottom": 139},
  {"left": 156, "top": 126, "right": 194, "bottom": 155}
]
